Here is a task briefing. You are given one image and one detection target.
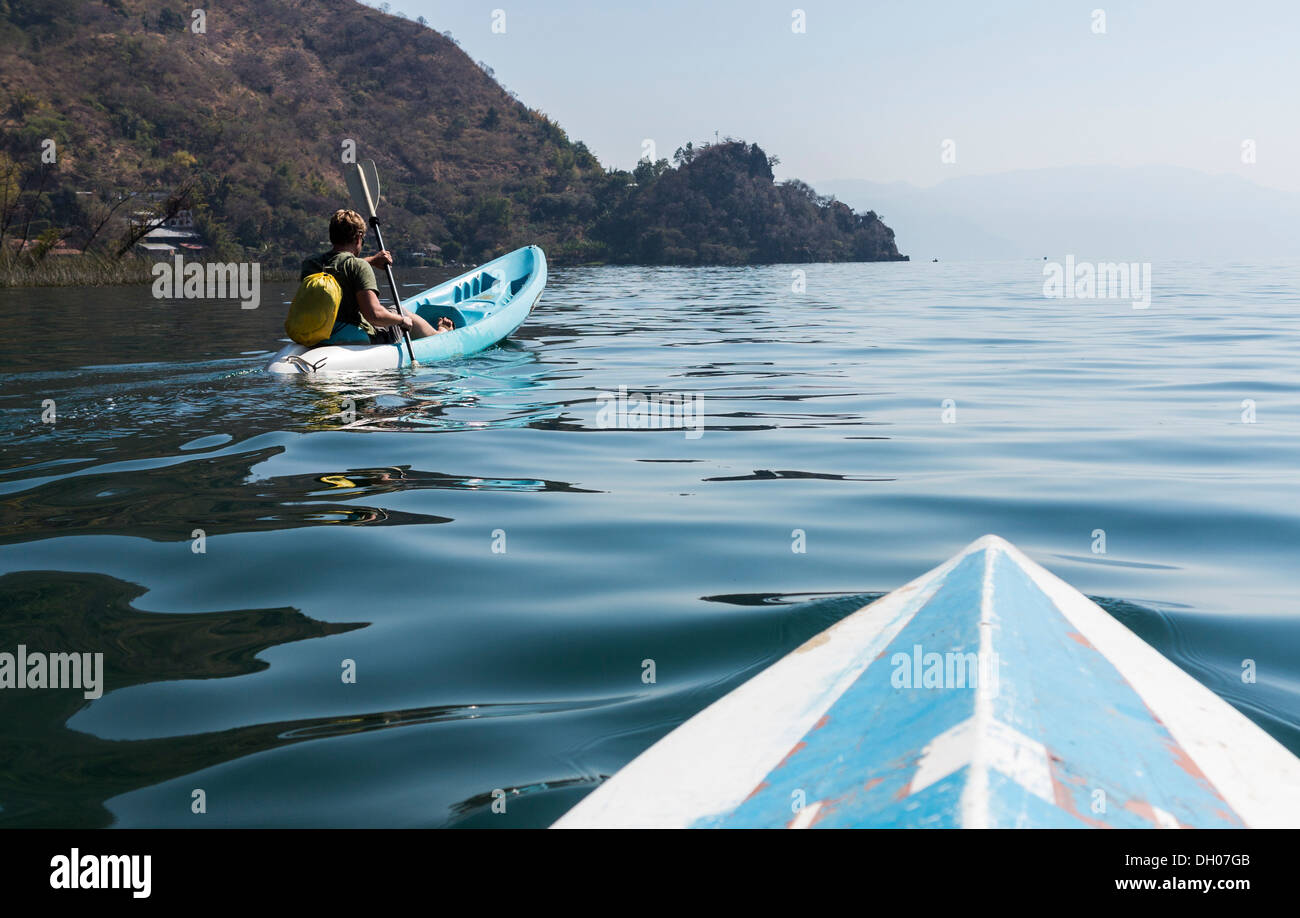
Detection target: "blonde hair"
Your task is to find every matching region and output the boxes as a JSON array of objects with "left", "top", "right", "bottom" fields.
[{"left": 329, "top": 209, "right": 367, "bottom": 245}]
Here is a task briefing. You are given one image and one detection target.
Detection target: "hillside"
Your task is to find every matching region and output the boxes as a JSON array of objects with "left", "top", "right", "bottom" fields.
[{"left": 0, "top": 0, "right": 905, "bottom": 268}]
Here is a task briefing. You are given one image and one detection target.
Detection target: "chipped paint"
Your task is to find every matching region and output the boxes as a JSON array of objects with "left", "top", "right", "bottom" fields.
[
  {"left": 774, "top": 741, "right": 807, "bottom": 771},
  {"left": 1123, "top": 799, "right": 1182, "bottom": 829},
  {"left": 794, "top": 631, "right": 832, "bottom": 654},
  {"left": 1045, "top": 755, "right": 1110, "bottom": 829},
  {"left": 1065, "top": 630, "right": 1094, "bottom": 649}
]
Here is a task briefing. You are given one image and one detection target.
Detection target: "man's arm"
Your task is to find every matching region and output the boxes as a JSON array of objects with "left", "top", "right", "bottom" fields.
[
  {"left": 352, "top": 254, "right": 408, "bottom": 329},
  {"left": 357, "top": 289, "right": 412, "bottom": 329}
]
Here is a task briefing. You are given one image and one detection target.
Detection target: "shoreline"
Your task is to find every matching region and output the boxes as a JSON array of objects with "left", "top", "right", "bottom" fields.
[{"left": 1, "top": 253, "right": 911, "bottom": 289}]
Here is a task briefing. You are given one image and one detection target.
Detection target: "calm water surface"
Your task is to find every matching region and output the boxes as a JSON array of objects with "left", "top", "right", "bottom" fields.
[{"left": 2, "top": 258, "right": 1299, "bottom": 827}]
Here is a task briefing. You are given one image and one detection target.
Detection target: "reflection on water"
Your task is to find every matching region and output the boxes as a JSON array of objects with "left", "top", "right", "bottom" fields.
[
  {"left": 0, "top": 448, "right": 602, "bottom": 546},
  {"left": 0, "top": 570, "right": 364, "bottom": 827},
  {"left": 2, "top": 259, "right": 1300, "bottom": 827},
  {"left": 0, "top": 449, "right": 460, "bottom": 545}
]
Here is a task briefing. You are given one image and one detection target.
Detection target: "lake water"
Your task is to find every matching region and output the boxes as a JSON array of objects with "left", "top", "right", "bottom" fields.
[{"left": 2, "top": 258, "right": 1299, "bottom": 827}]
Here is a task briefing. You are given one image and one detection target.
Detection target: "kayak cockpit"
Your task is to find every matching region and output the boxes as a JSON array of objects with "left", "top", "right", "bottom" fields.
[
  {"left": 319, "top": 274, "right": 499, "bottom": 345},
  {"left": 451, "top": 270, "right": 499, "bottom": 303}
]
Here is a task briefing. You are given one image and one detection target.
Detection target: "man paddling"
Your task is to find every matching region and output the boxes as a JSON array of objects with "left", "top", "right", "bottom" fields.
[{"left": 304, "top": 209, "right": 451, "bottom": 342}]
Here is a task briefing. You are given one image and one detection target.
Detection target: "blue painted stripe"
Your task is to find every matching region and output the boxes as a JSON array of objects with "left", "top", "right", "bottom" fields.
[{"left": 985, "top": 550, "right": 1238, "bottom": 828}]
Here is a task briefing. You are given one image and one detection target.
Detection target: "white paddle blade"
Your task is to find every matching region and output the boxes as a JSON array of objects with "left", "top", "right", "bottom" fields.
[
  {"left": 362, "top": 159, "right": 380, "bottom": 210},
  {"left": 345, "top": 163, "right": 377, "bottom": 218}
]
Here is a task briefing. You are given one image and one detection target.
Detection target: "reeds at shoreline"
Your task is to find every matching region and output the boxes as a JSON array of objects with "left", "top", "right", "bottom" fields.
[
  {"left": 0, "top": 254, "right": 295, "bottom": 288},
  {"left": 1, "top": 252, "right": 157, "bottom": 288}
]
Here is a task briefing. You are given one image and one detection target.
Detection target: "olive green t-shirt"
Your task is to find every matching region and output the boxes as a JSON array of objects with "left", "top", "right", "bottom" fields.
[{"left": 301, "top": 250, "right": 379, "bottom": 334}]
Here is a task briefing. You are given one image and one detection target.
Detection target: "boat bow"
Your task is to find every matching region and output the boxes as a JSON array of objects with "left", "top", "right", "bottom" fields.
[{"left": 554, "top": 535, "right": 1300, "bottom": 828}]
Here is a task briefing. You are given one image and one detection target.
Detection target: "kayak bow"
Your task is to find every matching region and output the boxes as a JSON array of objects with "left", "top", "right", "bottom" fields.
[
  {"left": 554, "top": 535, "right": 1300, "bottom": 828},
  {"left": 268, "top": 245, "right": 545, "bottom": 374}
]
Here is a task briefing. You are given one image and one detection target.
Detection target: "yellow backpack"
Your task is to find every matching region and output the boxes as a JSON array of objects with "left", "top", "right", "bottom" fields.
[{"left": 285, "top": 269, "right": 343, "bottom": 346}]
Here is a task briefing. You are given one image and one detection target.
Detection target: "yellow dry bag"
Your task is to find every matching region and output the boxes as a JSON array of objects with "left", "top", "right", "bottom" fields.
[{"left": 285, "top": 270, "right": 343, "bottom": 346}]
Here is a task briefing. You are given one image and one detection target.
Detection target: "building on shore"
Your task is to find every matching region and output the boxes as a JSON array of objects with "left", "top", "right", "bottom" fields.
[{"left": 131, "top": 209, "right": 203, "bottom": 256}]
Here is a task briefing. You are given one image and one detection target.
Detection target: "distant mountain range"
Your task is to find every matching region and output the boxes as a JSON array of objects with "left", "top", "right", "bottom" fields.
[{"left": 818, "top": 166, "right": 1300, "bottom": 261}]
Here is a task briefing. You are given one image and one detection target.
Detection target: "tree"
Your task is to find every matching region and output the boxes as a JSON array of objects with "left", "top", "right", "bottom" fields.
[
  {"left": 0, "top": 153, "right": 23, "bottom": 250},
  {"left": 192, "top": 204, "right": 241, "bottom": 261},
  {"left": 73, "top": 188, "right": 145, "bottom": 256},
  {"left": 155, "top": 8, "right": 186, "bottom": 32}
]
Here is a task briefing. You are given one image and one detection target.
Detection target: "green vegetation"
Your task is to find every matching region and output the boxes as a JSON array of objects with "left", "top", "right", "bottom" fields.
[
  {"left": 0, "top": 251, "right": 155, "bottom": 287},
  {"left": 0, "top": 0, "right": 904, "bottom": 284},
  {"left": 592, "top": 141, "right": 903, "bottom": 265}
]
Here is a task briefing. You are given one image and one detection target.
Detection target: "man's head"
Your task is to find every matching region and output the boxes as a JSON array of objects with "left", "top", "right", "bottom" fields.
[{"left": 329, "top": 209, "right": 367, "bottom": 252}]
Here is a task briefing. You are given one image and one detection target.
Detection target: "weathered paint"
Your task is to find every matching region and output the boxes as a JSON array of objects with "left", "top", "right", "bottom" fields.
[{"left": 553, "top": 536, "right": 1300, "bottom": 828}]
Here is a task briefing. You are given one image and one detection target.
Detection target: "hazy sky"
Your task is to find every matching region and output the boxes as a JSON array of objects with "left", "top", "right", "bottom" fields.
[{"left": 366, "top": 1, "right": 1300, "bottom": 192}]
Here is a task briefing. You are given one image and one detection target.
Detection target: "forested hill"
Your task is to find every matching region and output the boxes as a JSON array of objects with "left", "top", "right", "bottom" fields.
[
  {"left": 0, "top": 0, "right": 906, "bottom": 267},
  {"left": 602, "top": 141, "right": 905, "bottom": 265}
]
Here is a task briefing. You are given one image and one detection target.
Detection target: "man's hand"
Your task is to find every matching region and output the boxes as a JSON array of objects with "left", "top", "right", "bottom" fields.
[
  {"left": 399, "top": 314, "right": 414, "bottom": 330},
  {"left": 367, "top": 250, "right": 393, "bottom": 269}
]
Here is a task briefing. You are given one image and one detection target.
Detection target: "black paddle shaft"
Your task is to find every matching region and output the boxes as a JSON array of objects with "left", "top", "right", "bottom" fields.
[{"left": 368, "top": 217, "right": 417, "bottom": 364}]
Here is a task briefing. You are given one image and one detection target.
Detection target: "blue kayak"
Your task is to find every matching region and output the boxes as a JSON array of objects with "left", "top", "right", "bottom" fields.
[
  {"left": 554, "top": 535, "right": 1300, "bottom": 828},
  {"left": 268, "top": 245, "right": 546, "bottom": 374}
]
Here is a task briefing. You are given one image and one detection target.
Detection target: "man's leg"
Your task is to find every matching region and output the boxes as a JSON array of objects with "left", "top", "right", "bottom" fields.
[
  {"left": 407, "top": 315, "right": 457, "bottom": 339},
  {"left": 407, "top": 313, "right": 439, "bottom": 339}
]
